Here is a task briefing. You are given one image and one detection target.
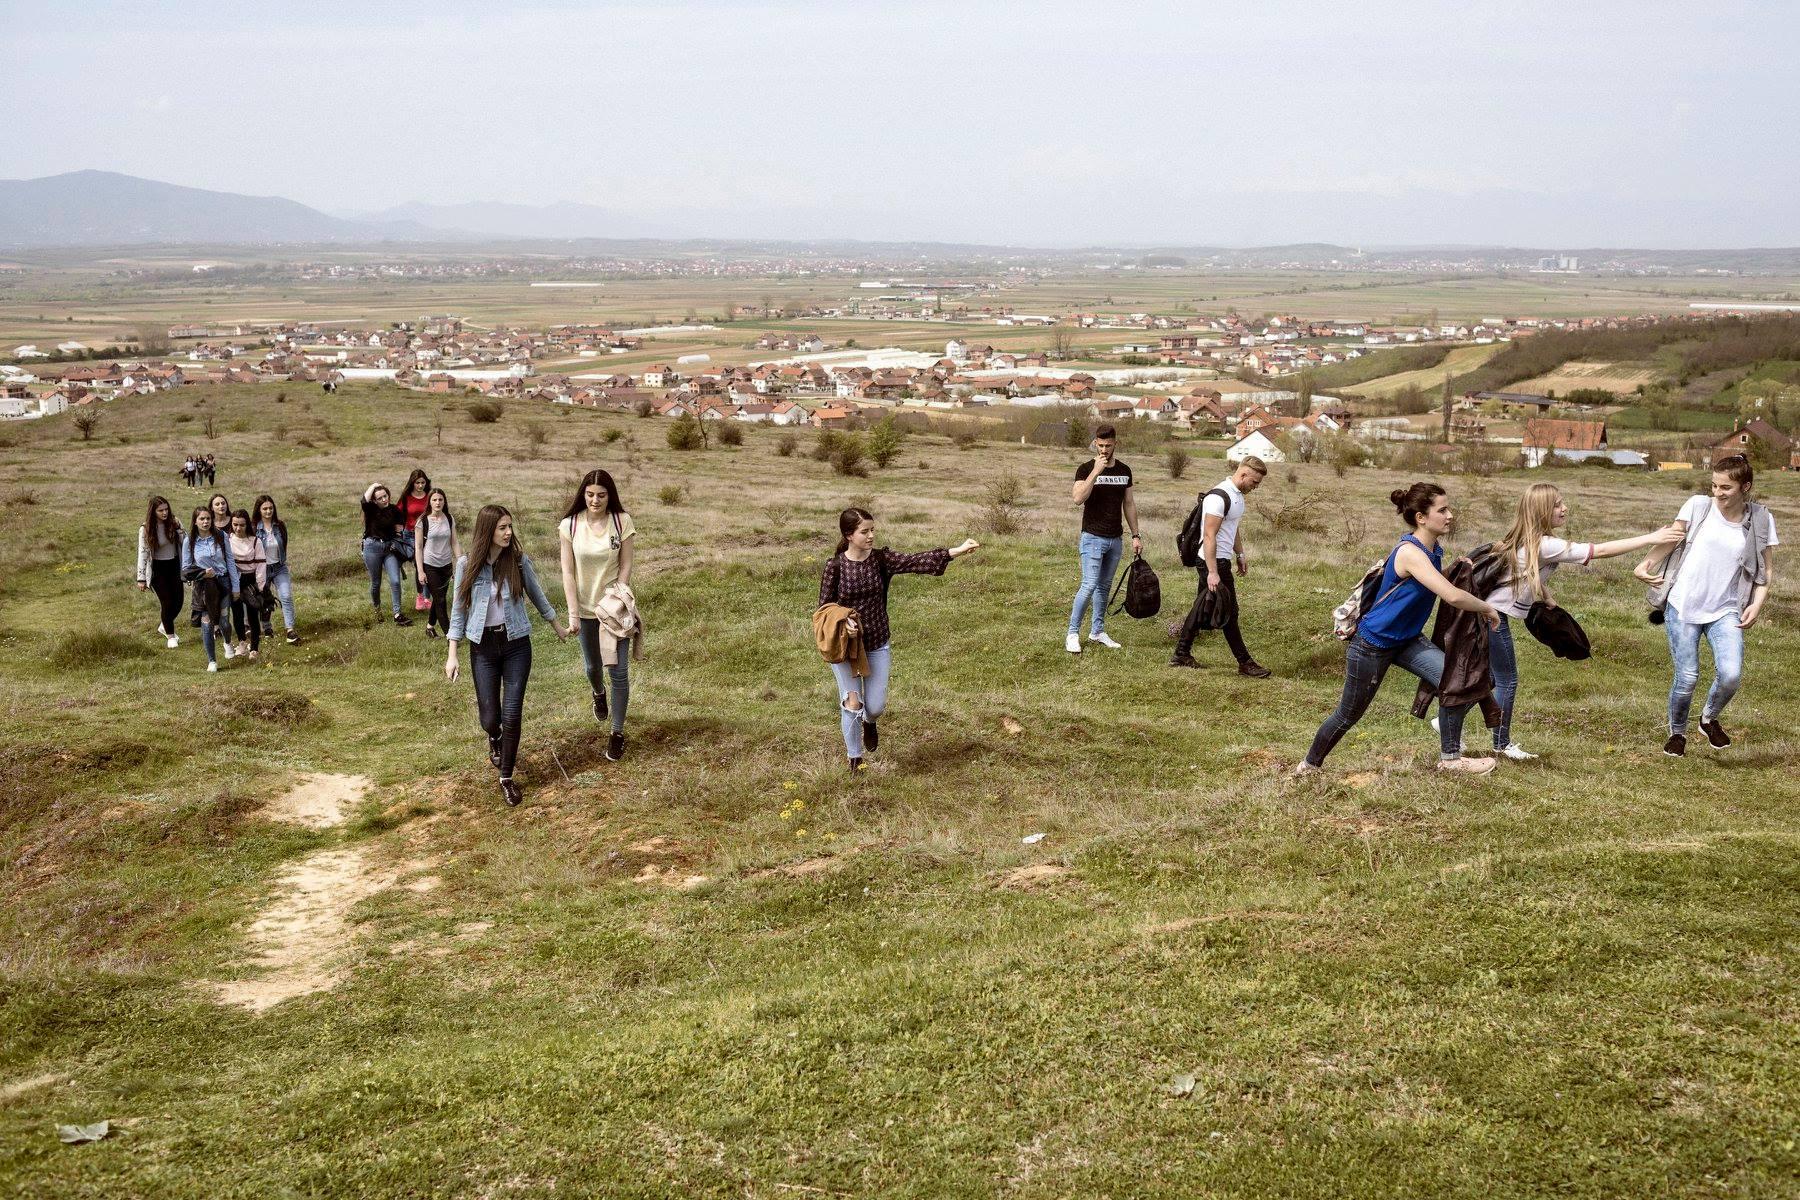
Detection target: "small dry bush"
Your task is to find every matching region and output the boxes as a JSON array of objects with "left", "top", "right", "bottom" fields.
[
  {"left": 1167, "top": 446, "right": 1190, "bottom": 479},
  {"left": 776, "top": 432, "right": 798, "bottom": 457},
  {"left": 307, "top": 555, "right": 368, "bottom": 582},
  {"left": 979, "top": 469, "right": 1029, "bottom": 535},
  {"left": 467, "top": 401, "right": 504, "bottom": 424},
  {"left": 1255, "top": 492, "right": 1330, "bottom": 534},
  {"left": 716, "top": 422, "right": 744, "bottom": 447},
  {"left": 604, "top": 428, "right": 624, "bottom": 444},
  {"left": 658, "top": 484, "right": 686, "bottom": 506}
]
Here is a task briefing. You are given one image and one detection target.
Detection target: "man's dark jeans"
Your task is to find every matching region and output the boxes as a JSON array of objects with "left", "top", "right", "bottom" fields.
[{"left": 1174, "top": 559, "right": 1251, "bottom": 663}]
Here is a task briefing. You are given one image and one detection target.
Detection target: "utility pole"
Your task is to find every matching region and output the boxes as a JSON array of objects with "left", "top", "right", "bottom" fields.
[{"left": 1441, "top": 372, "right": 1453, "bottom": 445}]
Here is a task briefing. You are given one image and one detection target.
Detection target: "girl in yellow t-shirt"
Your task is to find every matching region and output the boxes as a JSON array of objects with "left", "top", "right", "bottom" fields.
[{"left": 558, "top": 468, "right": 636, "bottom": 761}]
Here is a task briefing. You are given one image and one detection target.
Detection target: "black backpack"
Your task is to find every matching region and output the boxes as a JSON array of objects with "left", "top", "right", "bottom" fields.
[
  {"left": 1177, "top": 488, "right": 1231, "bottom": 568},
  {"left": 1108, "top": 553, "right": 1161, "bottom": 619}
]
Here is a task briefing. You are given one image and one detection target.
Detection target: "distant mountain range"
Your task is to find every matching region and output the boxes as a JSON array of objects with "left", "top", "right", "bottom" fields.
[
  {"left": 0, "top": 170, "right": 433, "bottom": 247},
  {"left": 3, "top": 172, "right": 1798, "bottom": 271}
]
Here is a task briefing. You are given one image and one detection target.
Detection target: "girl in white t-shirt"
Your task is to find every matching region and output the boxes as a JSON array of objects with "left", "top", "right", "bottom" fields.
[
  {"left": 1482, "top": 483, "right": 1681, "bottom": 760},
  {"left": 1636, "top": 455, "right": 1779, "bottom": 756},
  {"left": 558, "top": 468, "right": 638, "bottom": 763}
]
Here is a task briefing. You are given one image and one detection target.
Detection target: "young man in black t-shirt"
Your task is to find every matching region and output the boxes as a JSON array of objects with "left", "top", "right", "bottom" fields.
[{"left": 1067, "top": 424, "right": 1141, "bottom": 653}]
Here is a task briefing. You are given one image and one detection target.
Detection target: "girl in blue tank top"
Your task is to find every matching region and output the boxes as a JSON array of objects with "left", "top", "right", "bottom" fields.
[{"left": 1299, "top": 483, "right": 1503, "bottom": 776}]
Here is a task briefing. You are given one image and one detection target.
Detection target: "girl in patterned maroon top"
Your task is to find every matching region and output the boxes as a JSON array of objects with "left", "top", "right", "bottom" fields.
[{"left": 818, "top": 506, "right": 980, "bottom": 771}]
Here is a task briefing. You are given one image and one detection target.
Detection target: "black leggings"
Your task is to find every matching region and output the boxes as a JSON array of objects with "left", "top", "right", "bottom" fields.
[
  {"left": 149, "top": 558, "right": 184, "bottom": 635},
  {"left": 471, "top": 629, "right": 532, "bottom": 779},
  {"left": 230, "top": 594, "right": 262, "bottom": 652},
  {"left": 423, "top": 562, "right": 453, "bottom": 634}
]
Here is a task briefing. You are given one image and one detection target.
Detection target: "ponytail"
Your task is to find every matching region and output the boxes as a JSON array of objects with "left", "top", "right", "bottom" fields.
[{"left": 835, "top": 506, "right": 873, "bottom": 556}]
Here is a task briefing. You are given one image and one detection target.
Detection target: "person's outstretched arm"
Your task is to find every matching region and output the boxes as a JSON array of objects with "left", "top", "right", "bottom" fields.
[{"left": 1397, "top": 544, "right": 1500, "bottom": 629}]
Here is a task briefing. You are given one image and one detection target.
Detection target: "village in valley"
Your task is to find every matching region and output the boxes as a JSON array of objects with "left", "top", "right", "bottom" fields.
[{"left": 6, "top": 294, "right": 1797, "bottom": 473}]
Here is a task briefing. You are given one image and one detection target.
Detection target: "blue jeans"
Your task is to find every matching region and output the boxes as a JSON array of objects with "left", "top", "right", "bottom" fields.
[
  {"left": 1666, "top": 613, "right": 1744, "bottom": 733},
  {"left": 577, "top": 618, "right": 631, "bottom": 733},
  {"left": 362, "top": 538, "right": 404, "bottom": 616},
  {"left": 1068, "top": 532, "right": 1124, "bottom": 637},
  {"left": 265, "top": 563, "right": 296, "bottom": 632},
  {"left": 830, "top": 643, "right": 892, "bottom": 759},
  {"left": 471, "top": 628, "right": 532, "bottom": 778},
  {"left": 1305, "top": 634, "right": 1471, "bottom": 767},
  {"left": 1488, "top": 616, "right": 1518, "bottom": 750}
]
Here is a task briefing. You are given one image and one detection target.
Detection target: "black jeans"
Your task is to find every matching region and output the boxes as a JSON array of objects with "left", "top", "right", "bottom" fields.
[
  {"left": 149, "top": 557, "right": 184, "bottom": 635},
  {"left": 1174, "top": 559, "right": 1252, "bottom": 663},
  {"left": 230, "top": 593, "right": 262, "bottom": 652},
  {"left": 423, "top": 563, "right": 453, "bottom": 634},
  {"left": 470, "top": 628, "right": 532, "bottom": 778}
]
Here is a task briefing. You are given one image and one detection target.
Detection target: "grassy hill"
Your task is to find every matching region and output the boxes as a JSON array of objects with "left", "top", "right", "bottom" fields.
[{"left": 2, "top": 385, "right": 1797, "bottom": 1197}]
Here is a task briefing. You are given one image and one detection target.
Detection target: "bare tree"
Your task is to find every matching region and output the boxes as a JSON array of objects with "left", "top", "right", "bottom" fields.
[
  {"left": 72, "top": 410, "right": 100, "bottom": 441},
  {"left": 1049, "top": 326, "right": 1077, "bottom": 360}
]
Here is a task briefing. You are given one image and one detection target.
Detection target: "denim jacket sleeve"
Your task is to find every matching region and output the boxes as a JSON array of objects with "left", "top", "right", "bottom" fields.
[
  {"left": 447, "top": 556, "right": 470, "bottom": 641},
  {"left": 180, "top": 532, "right": 197, "bottom": 577},
  {"left": 520, "top": 555, "right": 558, "bottom": 625},
  {"left": 225, "top": 548, "right": 242, "bottom": 595}
]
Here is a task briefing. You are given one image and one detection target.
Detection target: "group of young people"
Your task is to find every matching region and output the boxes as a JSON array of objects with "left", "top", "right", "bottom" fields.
[
  {"left": 1056, "top": 425, "right": 1779, "bottom": 775},
  {"left": 178, "top": 453, "right": 218, "bottom": 489},
  {"left": 135, "top": 490, "right": 300, "bottom": 671},
  {"left": 134, "top": 431, "right": 1778, "bottom": 803}
]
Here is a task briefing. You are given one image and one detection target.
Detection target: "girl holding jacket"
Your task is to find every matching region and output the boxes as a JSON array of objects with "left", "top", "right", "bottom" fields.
[
  {"left": 817, "top": 506, "right": 979, "bottom": 772},
  {"left": 182, "top": 505, "right": 239, "bottom": 673},
  {"left": 137, "top": 496, "right": 185, "bottom": 649},
  {"left": 446, "top": 505, "right": 567, "bottom": 807},
  {"left": 558, "top": 469, "right": 637, "bottom": 763}
]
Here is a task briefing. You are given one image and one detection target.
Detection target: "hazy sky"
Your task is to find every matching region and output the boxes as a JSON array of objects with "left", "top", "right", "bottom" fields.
[{"left": 5, "top": 0, "right": 1797, "bottom": 246}]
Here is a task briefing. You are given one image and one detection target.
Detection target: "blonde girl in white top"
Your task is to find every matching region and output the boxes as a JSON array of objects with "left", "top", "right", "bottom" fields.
[
  {"left": 1482, "top": 482, "right": 1681, "bottom": 759},
  {"left": 558, "top": 468, "right": 637, "bottom": 762}
]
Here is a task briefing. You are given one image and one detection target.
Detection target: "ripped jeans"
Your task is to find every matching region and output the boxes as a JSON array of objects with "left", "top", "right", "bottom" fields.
[{"left": 829, "top": 644, "right": 892, "bottom": 760}]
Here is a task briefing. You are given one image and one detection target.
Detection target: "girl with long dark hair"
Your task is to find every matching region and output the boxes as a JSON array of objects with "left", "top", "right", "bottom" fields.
[
  {"left": 446, "top": 505, "right": 566, "bottom": 807},
  {"left": 399, "top": 468, "right": 433, "bottom": 614},
  {"left": 136, "top": 495, "right": 186, "bottom": 648},
  {"left": 189, "top": 491, "right": 238, "bottom": 652},
  {"left": 182, "top": 505, "right": 239, "bottom": 673},
  {"left": 558, "top": 469, "right": 638, "bottom": 761},
  {"left": 1297, "top": 483, "right": 1502, "bottom": 776},
  {"left": 252, "top": 494, "right": 301, "bottom": 646},
  {"left": 226, "top": 509, "right": 266, "bottom": 661},
  {"left": 414, "top": 487, "right": 460, "bottom": 639},
  {"left": 817, "top": 507, "right": 980, "bottom": 772},
  {"left": 361, "top": 482, "right": 413, "bottom": 625}
]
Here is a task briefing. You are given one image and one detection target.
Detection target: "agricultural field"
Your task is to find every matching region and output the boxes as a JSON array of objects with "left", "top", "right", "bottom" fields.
[
  {"left": 1343, "top": 344, "right": 1505, "bottom": 399},
  {"left": 1510, "top": 360, "right": 1663, "bottom": 397},
  {"left": 1, "top": 383, "right": 1796, "bottom": 1196}
]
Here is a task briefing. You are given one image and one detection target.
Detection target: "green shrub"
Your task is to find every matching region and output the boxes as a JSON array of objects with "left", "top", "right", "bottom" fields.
[
  {"left": 777, "top": 432, "right": 798, "bottom": 457},
  {"left": 658, "top": 484, "right": 686, "bottom": 506},
  {"left": 1166, "top": 446, "right": 1189, "bottom": 479},
  {"left": 716, "top": 422, "right": 744, "bottom": 447},
  {"left": 831, "top": 435, "right": 868, "bottom": 477},
  {"left": 467, "top": 401, "right": 504, "bottom": 424},
  {"left": 867, "top": 415, "right": 904, "bottom": 467},
  {"left": 667, "top": 413, "right": 705, "bottom": 450}
]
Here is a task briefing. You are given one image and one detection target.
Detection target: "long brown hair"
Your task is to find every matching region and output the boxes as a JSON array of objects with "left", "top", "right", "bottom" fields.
[
  {"left": 144, "top": 495, "right": 180, "bottom": 550},
  {"left": 403, "top": 467, "right": 432, "bottom": 499},
  {"left": 561, "top": 468, "right": 625, "bottom": 523},
  {"left": 455, "top": 504, "right": 525, "bottom": 610},
  {"left": 834, "top": 506, "right": 874, "bottom": 556}
]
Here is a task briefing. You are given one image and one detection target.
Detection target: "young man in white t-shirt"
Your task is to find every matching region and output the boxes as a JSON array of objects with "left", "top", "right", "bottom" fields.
[
  {"left": 1637, "top": 454, "right": 1779, "bottom": 756},
  {"left": 1170, "top": 457, "right": 1271, "bottom": 677}
]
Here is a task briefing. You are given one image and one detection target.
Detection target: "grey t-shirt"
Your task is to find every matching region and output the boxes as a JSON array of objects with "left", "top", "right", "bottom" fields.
[{"left": 421, "top": 513, "right": 456, "bottom": 568}]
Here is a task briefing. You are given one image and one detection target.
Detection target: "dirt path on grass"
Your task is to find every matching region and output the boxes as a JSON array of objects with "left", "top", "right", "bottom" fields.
[
  {"left": 210, "top": 773, "right": 403, "bottom": 1014},
  {"left": 261, "top": 773, "right": 371, "bottom": 829}
]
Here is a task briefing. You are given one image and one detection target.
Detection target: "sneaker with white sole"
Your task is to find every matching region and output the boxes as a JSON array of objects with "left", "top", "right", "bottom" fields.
[
  {"left": 1065, "top": 632, "right": 1082, "bottom": 654},
  {"left": 206, "top": 660, "right": 218, "bottom": 673},
  {"left": 1435, "top": 756, "right": 1496, "bottom": 776},
  {"left": 1499, "top": 743, "right": 1537, "bottom": 761},
  {"left": 1089, "top": 632, "right": 1122, "bottom": 650},
  {"left": 221, "top": 640, "right": 235, "bottom": 660},
  {"left": 166, "top": 635, "right": 180, "bottom": 649}
]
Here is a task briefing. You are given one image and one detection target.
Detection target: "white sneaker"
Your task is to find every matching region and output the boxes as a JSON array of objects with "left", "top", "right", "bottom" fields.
[
  {"left": 206, "top": 660, "right": 218, "bottom": 673},
  {"left": 166, "top": 635, "right": 180, "bottom": 649},
  {"left": 1500, "top": 743, "right": 1538, "bottom": 761},
  {"left": 1089, "top": 632, "right": 1122, "bottom": 650},
  {"left": 1065, "top": 632, "right": 1082, "bottom": 654},
  {"left": 221, "top": 640, "right": 235, "bottom": 660},
  {"left": 1292, "top": 762, "right": 1320, "bottom": 777},
  {"left": 1436, "top": 756, "right": 1496, "bottom": 776}
]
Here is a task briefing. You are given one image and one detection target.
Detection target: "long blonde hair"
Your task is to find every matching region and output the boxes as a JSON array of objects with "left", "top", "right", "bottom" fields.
[{"left": 1493, "top": 483, "right": 1561, "bottom": 601}]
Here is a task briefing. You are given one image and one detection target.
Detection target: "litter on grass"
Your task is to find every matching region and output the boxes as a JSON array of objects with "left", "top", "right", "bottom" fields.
[
  {"left": 1021, "top": 832, "right": 1046, "bottom": 845},
  {"left": 57, "top": 1120, "right": 110, "bottom": 1144}
]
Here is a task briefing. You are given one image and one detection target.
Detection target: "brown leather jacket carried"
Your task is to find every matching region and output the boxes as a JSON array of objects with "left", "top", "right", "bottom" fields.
[
  {"left": 1411, "top": 553, "right": 1504, "bottom": 726},
  {"left": 812, "top": 603, "right": 869, "bottom": 677}
]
